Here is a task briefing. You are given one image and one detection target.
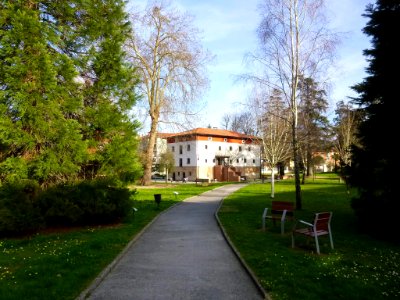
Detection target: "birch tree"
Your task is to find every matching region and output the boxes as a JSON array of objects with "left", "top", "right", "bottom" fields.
[
  {"left": 250, "top": 0, "right": 338, "bottom": 209},
  {"left": 126, "top": 2, "right": 210, "bottom": 185},
  {"left": 255, "top": 89, "right": 291, "bottom": 198}
]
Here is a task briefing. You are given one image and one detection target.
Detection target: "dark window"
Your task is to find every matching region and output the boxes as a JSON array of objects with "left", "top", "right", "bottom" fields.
[
  {"left": 244, "top": 158, "right": 247, "bottom": 163},
  {"left": 179, "top": 145, "right": 183, "bottom": 154},
  {"left": 253, "top": 159, "right": 256, "bottom": 163},
  {"left": 187, "top": 144, "right": 190, "bottom": 151},
  {"left": 172, "top": 146, "right": 175, "bottom": 152},
  {"left": 205, "top": 145, "right": 208, "bottom": 149},
  {"left": 236, "top": 159, "right": 239, "bottom": 163},
  {"left": 187, "top": 158, "right": 190, "bottom": 164},
  {"left": 205, "top": 159, "right": 208, "bottom": 163},
  {"left": 229, "top": 146, "right": 232, "bottom": 151},
  {"left": 179, "top": 158, "right": 182, "bottom": 167},
  {"left": 218, "top": 146, "right": 222, "bottom": 150},
  {"left": 239, "top": 146, "right": 242, "bottom": 152}
]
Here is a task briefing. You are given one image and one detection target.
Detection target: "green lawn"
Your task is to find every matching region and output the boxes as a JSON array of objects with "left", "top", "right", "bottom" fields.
[
  {"left": 0, "top": 182, "right": 227, "bottom": 300},
  {"left": 1, "top": 178, "right": 398, "bottom": 300},
  {"left": 218, "top": 175, "right": 400, "bottom": 300}
]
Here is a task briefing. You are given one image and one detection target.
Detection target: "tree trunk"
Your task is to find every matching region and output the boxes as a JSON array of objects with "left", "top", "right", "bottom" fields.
[
  {"left": 292, "top": 120, "right": 302, "bottom": 210},
  {"left": 271, "top": 167, "right": 275, "bottom": 198},
  {"left": 142, "top": 115, "right": 159, "bottom": 186}
]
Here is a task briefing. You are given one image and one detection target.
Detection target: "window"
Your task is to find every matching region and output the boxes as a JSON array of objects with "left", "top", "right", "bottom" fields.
[
  {"left": 187, "top": 158, "right": 191, "bottom": 164},
  {"left": 179, "top": 158, "right": 182, "bottom": 167},
  {"left": 179, "top": 145, "right": 183, "bottom": 154},
  {"left": 248, "top": 146, "right": 251, "bottom": 151},
  {"left": 218, "top": 146, "right": 221, "bottom": 150},
  {"left": 253, "top": 159, "right": 256, "bottom": 163},
  {"left": 224, "top": 138, "right": 227, "bottom": 142},
  {"left": 178, "top": 172, "right": 180, "bottom": 176},
  {"left": 229, "top": 146, "right": 232, "bottom": 151},
  {"left": 208, "top": 137, "right": 212, "bottom": 141},
  {"left": 205, "top": 159, "right": 208, "bottom": 163},
  {"left": 205, "top": 145, "right": 208, "bottom": 149},
  {"left": 213, "top": 159, "right": 215, "bottom": 163},
  {"left": 172, "top": 146, "right": 175, "bottom": 152},
  {"left": 229, "top": 160, "right": 232, "bottom": 164},
  {"left": 187, "top": 144, "right": 191, "bottom": 151},
  {"left": 236, "top": 159, "right": 239, "bottom": 163},
  {"left": 189, "top": 172, "right": 192, "bottom": 176},
  {"left": 239, "top": 146, "right": 242, "bottom": 152},
  {"left": 244, "top": 158, "right": 247, "bottom": 163}
]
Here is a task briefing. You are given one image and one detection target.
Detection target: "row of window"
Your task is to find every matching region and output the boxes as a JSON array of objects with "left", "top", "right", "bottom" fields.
[
  {"left": 171, "top": 144, "right": 252, "bottom": 153},
  {"left": 178, "top": 158, "right": 256, "bottom": 167}
]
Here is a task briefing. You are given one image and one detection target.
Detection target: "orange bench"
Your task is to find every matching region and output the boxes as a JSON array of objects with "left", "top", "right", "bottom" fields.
[{"left": 262, "top": 201, "right": 295, "bottom": 234}]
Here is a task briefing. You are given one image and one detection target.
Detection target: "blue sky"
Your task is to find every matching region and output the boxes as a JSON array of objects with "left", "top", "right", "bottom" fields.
[{"left": 129, "top": 0, "right": 371, "bottom": 129}]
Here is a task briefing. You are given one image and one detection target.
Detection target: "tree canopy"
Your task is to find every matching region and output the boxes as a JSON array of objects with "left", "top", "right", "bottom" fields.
[
  {"left": 350, "top": 0, "right": 400, "bottom": 240},
  {"left": 0, "top": 0, "right": 142, "bottom": 187}
]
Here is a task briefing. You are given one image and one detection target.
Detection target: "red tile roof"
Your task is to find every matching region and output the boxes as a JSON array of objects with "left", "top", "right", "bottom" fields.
[{"left": 166, "top": 128, "right": 260, "bottom": 140}]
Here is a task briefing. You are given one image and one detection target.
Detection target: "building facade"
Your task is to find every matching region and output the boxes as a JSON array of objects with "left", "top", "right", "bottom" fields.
[{"left": 166, "top": 128, "right": 261, "bottom": 182}]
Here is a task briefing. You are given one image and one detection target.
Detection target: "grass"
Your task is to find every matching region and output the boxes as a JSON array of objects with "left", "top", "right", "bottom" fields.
[
  {"left": 218, "top": 174, "right": 400, "bottom": 299},
  {"left": 2, "top": 177, "right": 398, "bottom": 300},
  {"left": 0, "top": 182, "right": 228, "bottom": 300}
]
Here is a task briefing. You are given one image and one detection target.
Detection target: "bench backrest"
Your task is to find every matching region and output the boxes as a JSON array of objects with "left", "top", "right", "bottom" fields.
[
  {"left": 314, "top": 212, "right": 332, "bottom": 231},
  {"left": 271, "top": 201, "right": 294, "bottom": 216}
]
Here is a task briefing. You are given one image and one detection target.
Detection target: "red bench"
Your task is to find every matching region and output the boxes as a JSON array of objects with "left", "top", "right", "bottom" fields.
[
  {"left": 292, "top": 212, "right": 334, "bottom": 254},
  {"left": 262, "top": 201, "right": 295, "bottom": 234}
]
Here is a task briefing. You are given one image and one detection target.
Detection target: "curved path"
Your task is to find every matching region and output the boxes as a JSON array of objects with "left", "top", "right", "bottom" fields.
[{"left": 78, "top": 184, "right": 266, "bottom": 300}]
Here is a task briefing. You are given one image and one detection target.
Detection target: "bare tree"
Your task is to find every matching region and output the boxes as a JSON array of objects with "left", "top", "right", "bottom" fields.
[
  {"left": 159, "top": 149, "right": 175, "bottom": 183},
  {"left": 248, "top": 0, "right": 338, "bottom": 209},
  {"left": 333, "top": 101, "right": 361, "bottom": 170},
  {"left": 254, "top": 88, "right": 292, "bottom": 198},
  {"left": 221, "top": 111, "right": 258, "bottom": 135},
  {"left": 221, "top": 114, "right": 232, "bottom": 130},
  {"left": 126, "top": 1, "right": 211, "bottom": 185}
]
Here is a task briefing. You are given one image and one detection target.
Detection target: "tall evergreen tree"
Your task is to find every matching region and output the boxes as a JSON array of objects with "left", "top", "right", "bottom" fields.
[
  {"left": 0, "top": 0, "right": 141, "bottom": 187},
  {"left": 297, "top": 77, "right": 329, "bottom": 182},
  {"left": 0, "top": 1, "right": 86, "bottom": 185},
  {"left": 350, "top": 0, "right": 400, "bottom": 240}
]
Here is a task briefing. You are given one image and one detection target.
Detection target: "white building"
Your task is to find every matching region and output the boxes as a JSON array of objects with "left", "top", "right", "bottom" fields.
[{"left": 165, "top": 128, "right": 262, "bottom": 182}]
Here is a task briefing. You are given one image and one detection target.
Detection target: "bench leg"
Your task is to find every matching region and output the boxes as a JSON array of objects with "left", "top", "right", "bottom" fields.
[
  {"left": 314, "top": 235, "right": 320, "bottom": 255},
  {"left": 291, "top": 232, "right": 295, "bottom": 248},
  {"left": 262, "top": 208, "right": 268, "bottom": 230},
  {"left": 329, "top": 230, "right": 334, "bottom": 250}
]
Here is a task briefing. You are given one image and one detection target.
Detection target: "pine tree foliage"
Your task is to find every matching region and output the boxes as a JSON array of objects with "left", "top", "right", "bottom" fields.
[
  {"left": 0, "top": 0, "right": 141, "bottom": 187},
  {"left": 350, "top": 0, "right": 400, "bottom": 240},
  {"left": 297, "top": 77, "right": 329, "bottom": 180}
]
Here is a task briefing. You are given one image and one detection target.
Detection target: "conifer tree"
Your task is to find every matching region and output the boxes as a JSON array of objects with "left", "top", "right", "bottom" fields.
[
  {"left": 0, "top": 0, "right": 141, "bottom": 186},
  {"left": 0, "top": 1, "right": 86, "bottom": 185},
  {"left": 350, "top": 0, "right": 399, "bottom": 240}
]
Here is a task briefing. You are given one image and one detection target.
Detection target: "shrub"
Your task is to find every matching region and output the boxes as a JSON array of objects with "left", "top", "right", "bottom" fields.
[
  {"left": 38, "top": 179, "right": 134, "bottom": 226},
  {"left": 0, "top": 178, "right": 135, "bottom": 236},
  {"left": 0, "top": 180, "right": 44, "bottom": 236}
]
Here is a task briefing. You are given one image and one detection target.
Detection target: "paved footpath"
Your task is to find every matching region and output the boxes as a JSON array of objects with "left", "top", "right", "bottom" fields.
[{"left": 78, "top": 184, "right": 266, "bottom": 300}]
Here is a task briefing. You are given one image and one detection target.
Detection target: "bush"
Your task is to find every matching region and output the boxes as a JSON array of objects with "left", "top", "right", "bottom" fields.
[
  {"left": 0, "top": 178, "right": 135, "bottom": 236},
  {"left": 38, "top": 179, "right": 134, "bottom": 226},
  {"left": 0, "top": 180, "right": 44, "bottom": 236}
]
